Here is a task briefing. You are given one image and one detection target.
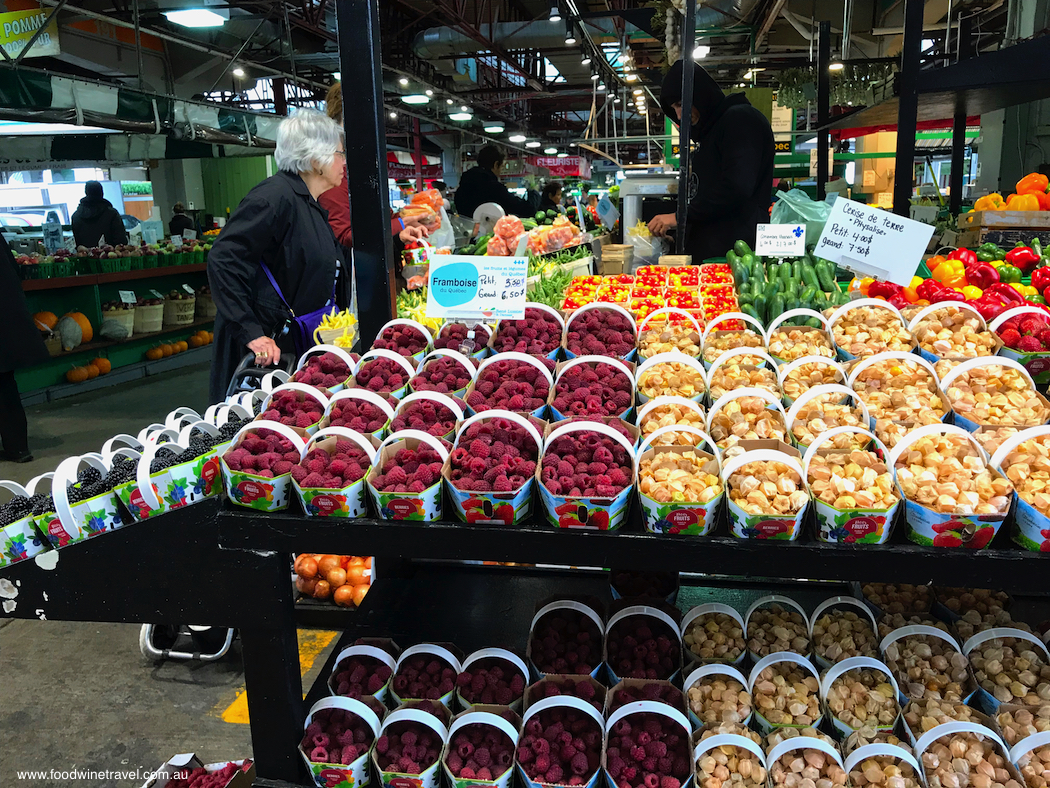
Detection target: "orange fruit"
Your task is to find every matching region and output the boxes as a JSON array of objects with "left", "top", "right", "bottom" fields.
[{"left": 351, "top": 584, "right": 369, "bottom": 607}]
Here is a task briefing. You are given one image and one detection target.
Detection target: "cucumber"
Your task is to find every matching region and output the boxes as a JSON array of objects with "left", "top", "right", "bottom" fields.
[
  {"left": 801, "top": 264, "right": 820, "bottom": 290},
  {"left": 805, "top": 317, "right": 824, "bottom": 329},
  {"left": 751, "top": 258, "right": 766, "bottom": 284},
  {"left": 779, "top": 263, "right": 793, "bottom": 285},
  {"left": 785, "top": 282, "right": 799, "bottom": 301},
  {"left": 737, "top": 281, "right": 751, "bottom": 298},
  {"left": 832, "top": 289, "right": 851, "bottom": 307},
  {"left": 785, "top": 297, "right": 800, "bottom": 313},
  {"left": 730, "top": 259, "right": 748, "bottom": 288},
  {"left": 737, "top": 291, "right": 754, "bottom": 307},
  {"left": 752, "top": 294, "right": 768, "bottom": 323},
  {"left": 535, "top": 211, "right": 547, "bottom": 222},
  {"left": 727, "top": 249, "right": 740, "bottom": 267},
  {"left": 741, "top": 253, "right": 755, "bottom": 270},
  {"left": 791, "top": 260, "right": 802, "bottom": 281},
  {"left": 816, "top": 260, "right": 837, "bottom": 292},
  {"left": 521, "top": 219, "right": 538, "bottom": 230},
  {"left": 740, "top": 303, "right": 761, "bottom": 323},
  {"left": 769, "top": 294, "right": 785, "bottom": 323},
  {"left": 734, "top": 240, "right": 752, "bottom": 257},
  {"left": 763, "top": 279, "right": 781, "bottom": 300}
]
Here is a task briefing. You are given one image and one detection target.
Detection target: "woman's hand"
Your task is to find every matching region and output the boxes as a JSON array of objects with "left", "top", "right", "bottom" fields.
[
  {"left": 247, "top": 336, "right": 280, "bottom": 367},
  {"left": 399, "top": 224, "right": 429, "bottom": 244},
  {"left": 648, "top": 213, "right": 677, "bottom": 237}
]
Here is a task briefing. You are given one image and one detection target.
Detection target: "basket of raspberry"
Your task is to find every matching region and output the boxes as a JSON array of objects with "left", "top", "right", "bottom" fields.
[
  {"left": 516, "top": 696, "right": 605, "bottom": 788},
  {"left": 391, "top": 392, "right": 465, "bottom": 442},
  {"left": 707, "top": 388, "right": 789, "bottom": 451},
  {"left": 604, "top": 603, "right": 684, "bottom": 683},
  {"left": 700, "top": 312, "right": 767, "bottom": 371},
  {"left": 220, "top": 422, "right": 308, "bottom": 511},
  {"left": 907, "top": 303, "right": 1000, "bottom": 363},
  {"left": 444, "top": 410, "right": 544, "bottom": 527},
  {"left": 636, "top": 308, "right": 703, "bottom": 360},
  {"left": 443, "top": 710, "right": 520, "bottom": 788},
  {"left": 777, "top": 355, "right": 845, "bottom": 406},
  {"left": 609, "top": 569, "right": 679, "bottom": 605},
  {"left": 786, "top": 384, "right": 870, "bottom": 450},
  {"left": 802, "top": 427, "right": 900, "bottom": 545},
  {"left": 526, "top": 597, "right": 606, "bottom": 680},
  {"left": 353, "top": 349, "right": 417, "bottom": 400},
  {"left": 0, "top": 478, "right": 50, "bottom": 566},
  {"left": 990, "top": 306, "right": 1050, "bottom": 384},
  {"left": 549, "top": 356, "right": 636, "bottom": 421},
  {"left": 524, "top": 676, "right": 605, "bottom": 712},
  {"left": 723, "top": 448, "right": 809, "bottom": 539},
  {"left": 538, "top": 421, "right": 637, "bottom": 530},
  {"left": 490, "top": 304, "right": 565, "bottom": 360},
  {"left": 291, "top": 427, "right": 377, "bottom": 517},
  {"left": 606, "top": 679, "right": 688, "bottom": 720},
  {"left": 635, "top": 353, "right": 707, "bottom": 406},
  {"left": 410, "top": 349, "right": 478, "bottom": 398},
  {"left": 290, "top": 345, "right": 357, "bottom": 395},
  {"left": 706, "top": 348, "right": 782, "bottom": 402},
  {"left": 327, "top": 642, "right": 396, "bottom": 703},
  {"left": 636, "top": 424, "right": 723, "bottom": 537},
  {"left": 299, "top": 696, "right": 382, "bottom": 788},
  {"left": 370, "top": 318, "right": 434, "bottom": 365},
  {"left": 938, "top": 356, "right": 1050, "bottom": 433},
  {"left": 562, "top": 302, "right": 638, "bottom": 361},
  {"left": 389, "top": 643, "right": 464, "bottom": 707},
  {"left": 323, "top": 389, "right": 396, "bottom": 442},
  {"left": 465, "top": 353, "right": 554, "bottom": 418},
  {"left": 433, "top": 321, "right": 493, "bottom": 359},
  {"left": 372, "top": 706, "right": 450, "bottom": 788},
  {"left": 604, "top": 698, "right": 693, "bottom": 788},
  {"left": 366, "top": 430, "right": 450, "bottom": 521},
  {"left": 636, "top": 397, "right": 707, "bottom": 449},
  {"left": 693, "top": 731, "right": 768, "bottom": 788},
  {"left": 766, "top": 309, "right": 835, "bottom": 364},
  {"left": 456, "top": 648, "right": 529, "bottom": 711},
  {"left": 988, "top": 426, "right": 1050, "bottom": 551},
  {"left": 258, "top": 383, "right": 330, "bottom": 436},
  {"left": 819, "top": 656, "right": 902, "bottom": 737}
]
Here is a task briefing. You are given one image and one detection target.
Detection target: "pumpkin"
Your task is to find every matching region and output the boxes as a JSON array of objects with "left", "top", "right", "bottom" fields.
[
  {"left": 188, "top": 335, "right": 203, "bottom": 348},
  {"left": 34, "top": 311, "right": 58, "bottom": 331},
  {"left": 176, "top": 340, "right": 188, "bottom": 352},
  {"left": 57, "top": 315, "right": 83, "bottom": 351},
  {"left": 84, "top": 364, "right": 99, "bottom": 379},
  {"left": 62, "top": 312, "right": 92, "bottom": 343},
  {"left": 91, "top": 358, "right": 111, "bottom": 375},
  {"left": 146, "top": 347, "right": 163, "bottom": 361},
  {"left": 160, "top": 344, "right": 173, "bottom": 357},
  {"left": 66, "top": 366, "right": 89, "bottom": 383},
  {"left": 99, "top": 318, "right": 129, "bottom": 342}
]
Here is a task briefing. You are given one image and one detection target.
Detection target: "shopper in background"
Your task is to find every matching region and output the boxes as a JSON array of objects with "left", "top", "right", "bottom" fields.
[
  {"left": 71, "top": 181, "right": 128, "bottom": 248},
  {"left": 206, "top": 109, "right": 348, "bottom": 404},
  {"left": 0, "top": 233, "right": 48, "bottom": 463},
  {"left": 538, "top": 181, "right": 564, "bottom": 214},
  {"left": 454, "top": 145, "right": 532, "bottom": 218},
  {"left": 169, "top": 202, "right": 195, "bottom": 237},
  {"left": 647, "top": 60, "right": 774, "bottom": 260}
]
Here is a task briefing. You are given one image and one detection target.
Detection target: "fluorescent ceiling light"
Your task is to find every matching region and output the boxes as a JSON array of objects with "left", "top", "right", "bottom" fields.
[
  {"left": 544, "top": 146, "right": 557, "bottom": 154},
  {"left": 598, "top": 83, "right": 605, "bottom": 91},
  {"left": 693, "top": 45, "right": 710, "bottom": 59},
  {"left": 590, "top": 73, "right": 599, "bottom": 81},
  {"left": 613, "top": 97, "right": 621, "bottom": 103},
  {"left": 829, "top": 59, "right": 845, "bottom": 71},
  {"left": 742, "top": 68, "right": 765, "bottom": 80},
  {"left": 425, "top": 89, "right": 434, "bottom": 96},
  {"left": 449, "top": 112, "right": 472, "bottom": 121},
  {"left": 565, "top": 32, "right": 576, "bottom": 44},
  {"left": 401, "top": 94, "right": 430, "bottom": 104},
  {"left": 446, "top": 98, "right": 454, "bottom": 105},
  {"left": 232, "top": 66, "right": 245, "bottom": 77},
  {"left": 163, "top": 8, "right": 226, "bottom": 27},
  {"left": 526, "top": 141, "right": 541, "bottom": 148},
  {"left": 332, "top": 72, "right": 341, "bottom": 81},
  {"left": 509, "top": 134, "right": 527, "bottom": 142},
  {"left": 632, "top": 88, "right": 643, "bottom": 95},
  {"left": 565, "top": 21, "right": 576, "bottom": 44},
  {"left": 399, "top": 77, "right": 409, "bottom": 86},
  {"left": 557, "top": 152, "right": 568, "bottom": 158},
  {"left": 484, "top": 123, "right": 505, "bottom": 133}
]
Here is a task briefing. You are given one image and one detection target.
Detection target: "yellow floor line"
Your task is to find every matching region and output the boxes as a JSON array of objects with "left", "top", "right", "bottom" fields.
[{"left": 217, "top": 629, "right": 338, "bottom": 724}]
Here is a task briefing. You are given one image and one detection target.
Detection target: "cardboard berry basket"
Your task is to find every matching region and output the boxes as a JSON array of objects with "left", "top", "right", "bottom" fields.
[
  {"left": 374, "top": 317, "right": 435, "bottom": 366},
  {"left": 682, "top": 663, "right": 751, "bottom": 729},
  {"left": 258, "top": 382, "right": 331, "bottom": 437},
  {"left": 765, "top": 737, "right": 843, "bottom": 784},
  {"left": 603, "top": 699, "right": 692, "bottom": 788},
  {"left": 887, "top": 423, "right": 1010, "bottom": 548},
  {"left": 879, "top": 625, "right": 974, "bottom": 706},
  {"left": 25, "top": 471, "right": 78, "bottom": 551},
  {"left": 680, "top": 603, "right": 748, "bottom": 670},
  {"left": 746, "top": 652, "right": 823, "bottom": 736},
  {"left": 537, "top": 421, "right": 637, "bottom": 531},
  {"left": 562, "top": 302, "right": 639, "bottom": 362},
  {"left": 1008, "top": 731, "right": 1050, "bottom": 784},
  {"left": 456, "top": 648, "right": 530, "bottom": 712},
  {"left": 393, "top": 391, "right": 466, "bottom": 443},
  {"left": 801, "top": 426, "right": 900, "bottom": 545},
  {"left": 490, "top": 303, "right": 565, "bottom": 362},
  {"left": 323, "top": 388, "right": 396, "bottom": 443},
  {"left": 300, "top": 696, "right": 382, "bottom": 788},
  {"left": 907, "top": 302, "right": 999, "bottom": 365},
  {"left": 786, "top": 384, "right": 871, "bottom": 451},
  {"left": 465, "top": 352, "right": 554, "bottom": 420},
  {"left": 220, "top": 422, "right": 307, "bottom": 512},
  {"left": 52, "top": 453, "right": 125, "bottom": 543},
  {"left": 938, "top": 355, "right": 1050, "bottom": 433},
  {"left": 604, "top": 604, "right": 684, "bottom": 684},
  {"left": 142, "top": 754, "right": 255, "bottom": 788},
  {"left": 744, "top": 595, "right": 809, "bottom": 664},
  {"left": 443, "top": 710, "right": 519, "bottom": 788},
  {"left": 526, "top": 598, "right": 607, "bottom": 681},
  {"left": 371, "top": 707, "right": 450, "bottom": 788},
  {"left": 692, "top": 735, "right": 766, "bottom": 788},
  {"left": 844, "top": 351, "right": 951, "bottom": 429},
  {"left": 170, "top": 420, "right": 224, "bottom": 504},
  {"left": 522, "top": 675, "right": 606, "bottom": 712},
  {"left": 434, "top": 320, "right": 495, "bottom": 360},
  {"left": 201, "top": 403, "right": 253, "bottom": 458},
  {"left": 114, "top": 437, "right": 183, "bottom": 521},
  {"left": 988, "top": 425, "right": 1050, "bottom": 551},
  {"left": 411, "top": 348, "right": 478, "bottom": 400},
  {"left": 388, "top": 643, "right": 464, "bottom": 708},
  {"left": 516, "top": 696, "right": 605, "bottom": 788},
  {"left": 548, "top": 356, "right": 636, "bottom": 422},
  {"left": 776, "top": 354, "right": 846, "bottom": 407},
  {"left": 635, "top": 396, "right": 707, "bottom": 448},
  {"left": 605, "top": 677, "right": 688, "bottom": 720},
  {"left": 700, "top": 312, "right": 767, "bottom": 372},
  {"left": 636, "top": 308, "right": 704, "bottom": 360},
  {"left": 990, "top": 306, "right": 1050, "bottom": 384},
  {"left": 913, "top": 722, "right": 1020, "bottom": 788},
  {"left": 826, "top": 299, "right": 915, "bottom": 363},
  {"left": 818, "top": 655, "right": 901, "bottom": 737},
  {"left": 635, "top": 352, "right": 708, "bottom": 407},
  {"left": 367, "top": 430, "right": 450, "bottom": 521},
  {"left": 163, "top": 405, "right": 204, "bottom": 431},
  {"left": 961, "top": 627, "right": 1050, "bottom": 715},
  {"left": 443, "top": 410, "right": 544, "bottom": 527},
  {"left": 327, "top": 642, "right": 397, "bottom": 703},
  {"left": 295, "top": 427, "right": 379, "bottom": 518},
  {"left": 843, "top": 744, "right": 921, "bottom": 788},
  {"left": 706, "top": 388, "right": 790, "bottom": 451},
  {"left": 765, "top": 309, "right": 835, "bottom": 365},
  {"left": 293, "top": 344, "right": 358, "bottom": 395},
  {"left": 355, "top": 349, "right": 418, "bottom": 402},
  {"left": 706, "top": 347, "right": 782, "bottom": 401},
  {"left": 722, "top": 447, "right": 807, "bottom": 540},
  {"left": 636, "top": 424, "right": 723, "bottom": 536},
  {"left": 808, "top": 596, "right": 879, "bottom": 671},
  {"left": 0, "top": 479, "right": 50, "bottom": 567}
]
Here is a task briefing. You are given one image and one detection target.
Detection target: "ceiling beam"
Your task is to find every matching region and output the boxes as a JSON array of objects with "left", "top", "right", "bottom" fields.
[{"left": 755, "top": 0, "right": 789, "bottom": 51}]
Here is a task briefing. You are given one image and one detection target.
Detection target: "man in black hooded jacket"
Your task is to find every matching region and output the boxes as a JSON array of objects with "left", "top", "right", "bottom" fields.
[
  {"left": 648, "top": 61, "right": 774, "bottom": 261},
  {"left": 71, "top": 181, "right": 128, "bottom": 248}
]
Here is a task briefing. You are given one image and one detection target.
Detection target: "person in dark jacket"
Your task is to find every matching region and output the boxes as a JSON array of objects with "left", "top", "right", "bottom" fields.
[
  {"left": 169, "top": 202, "right": 195, "bottom": 237},
  {"left": 71, "top": 181, "right": 128, "bottom": 248},
  {"left": 206, "top": 109, "right": 347, "bottom": 404},
  {"left": 648, "top": 61, "right": 774, "bottom": 260},
  {"left": 454, "top": 145, "right": 532, "bottom": 218},
  {"left": 538, "top": 181, "right": 564, "bottom": 214},
  {"left": 0, "top": 233, "right": 49, "bottom": 462}
]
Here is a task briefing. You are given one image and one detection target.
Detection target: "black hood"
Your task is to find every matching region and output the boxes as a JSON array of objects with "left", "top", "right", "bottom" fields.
[
  {"left": 661, "top": 60, "right": 725, "bottom": 142},
  {"left": 75, "top": 196, "right": 113, "bottom": 221}
]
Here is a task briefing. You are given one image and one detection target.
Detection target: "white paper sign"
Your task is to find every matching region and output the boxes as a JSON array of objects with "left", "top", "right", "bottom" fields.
[
  {"left": 426, "top": 254, "right": 528, "bottom": 321},
  {"left": 170, "top": 235, "right": 182, "bottom": 246},
  {"left": 755, "top": 224, "right": 806, "bottom": 257},
  {"left": 149, "top": 289, "right": 163, "bottom": 299},
  {"left": 863, "top": 169, "right": 877, "bottom": 187},
  {"left": 119, "top": 290, "right": 136, "bottom": 304},
  {"left": 183, "top": 229, "right": 197, "bottom": 241},
  {"left": 597, "top": 194, "right": 620, "bottom": 229},
  {"left": 814, "top": 197, "right": 935, "bottom": 286},
  {"left": 182, "top": 284, "right": 195, "bottom": 295}
]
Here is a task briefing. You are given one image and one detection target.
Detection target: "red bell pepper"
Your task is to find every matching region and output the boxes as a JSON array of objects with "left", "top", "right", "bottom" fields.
[
  {"left": 985, "top": 282, "right": 1026, "bottom": 304},
  {"left": 948, "top": 248, "right": 977, "bottom": 266},
  {"left": 888, "top": 292, "right": 910, "bottom": 310},
  {"left": 1005, "top": 246, "right": 1041, "bottom": 272},
  {"left": 963, "top": 261, "right": 1000, "bottom": 290},
  {"left": 869, "top": 280, "right": 903, "bottom": 300},
  {"left": 932, "top": 288, "right": 966, "bottom": 304},
  {"left": 916, "top": 279, "right": 944, "bottom": 302},
  {"left": 1032, "top": 267, "right": 1050, "bottom": 293},
  {"left": 971, "top": 295, "right": 1007, "bottom": 322}
]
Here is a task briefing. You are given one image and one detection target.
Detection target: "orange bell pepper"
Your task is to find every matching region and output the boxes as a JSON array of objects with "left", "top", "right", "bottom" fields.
[
  {"left": 931, "top": 258, "right": 965, "bottom": 284},
  {"left": 927, "top": 255, "right": 947, "bottom": 272},
  {"left": 1016, "top": 172, "right": 1049, "bottom": 195},
  {"left": 1007, "top": 193, "right": 1041, "bottom": 211},
  {"left": 974, "top": 193, "right": 1005, "bottom": 212},
  {"left": 1035, "top": 192, "right": 1050, "bottom": 211}
]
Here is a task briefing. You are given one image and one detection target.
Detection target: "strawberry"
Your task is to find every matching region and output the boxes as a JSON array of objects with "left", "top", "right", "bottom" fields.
[
  {"left": 967, "top": 526, "right": 996, "bottom": 549},
  {"left": 999, "top": 328, "right": 1022, "bottom": 349},
  {"left": 1018, "top": 335, "right": 1044, "bottom": 353}
]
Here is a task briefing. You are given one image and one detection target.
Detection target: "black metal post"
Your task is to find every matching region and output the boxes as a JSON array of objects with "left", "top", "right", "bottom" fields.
[
  {"left": 273, "top": 77, "right": 288, "bottom": 116},
  {"left": 676, "top": 0, "right": 696, "bottom": 255},
  {"left": 816, "top": 21, "right": 830, "bottom": 200},
  {"left": 948, "top": 13, "right": 973, "bottom": 215},
  {"left": 893, "top": 0, "right": 924, "bottom": 216},
  {"left": 337, "top": 0, "right": 395, "bottom": 347}
]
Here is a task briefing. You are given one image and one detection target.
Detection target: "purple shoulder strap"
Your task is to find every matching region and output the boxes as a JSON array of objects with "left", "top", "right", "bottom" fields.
[{"left": 259, "top": 261, "right": 337, "bottom": 316}]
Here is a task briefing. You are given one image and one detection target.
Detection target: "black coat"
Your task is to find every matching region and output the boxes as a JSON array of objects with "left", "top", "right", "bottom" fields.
[
  {"left": 71, "top": 197, "right": 128, "bottom": 248},
  {"left": 169, "top": 213, "right": 195, "bottom": 237},
  {"left": 206, "top": 170, "right": 342, "bottom": 403},
  {"left": 0, "top": 234, "right": 49, "bottom": 373},
  {"left": 661, "top": 62, "right": 775, "bottom": 261},
  {"left": 454, "top": 166, "right": 532, "bottom": 218}
]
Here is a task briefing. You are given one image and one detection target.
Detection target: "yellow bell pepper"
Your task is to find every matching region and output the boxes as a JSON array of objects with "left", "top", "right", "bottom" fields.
[
  {"left": 1008, "top": 282, "right": 1039, "bottom": 296},
  {"left": 974, "top": 193, "right": 1006, "bottom": 212},
  {"left": 932, "top": 258, "right": 965, "bottom": 284},
  {"left": 962, "top": 285, "right": 983, "bottom": 301},
  {"left": 1007, "top": 193, "right": 1041, "bottom": 211},
  {"left": 991, "top": 260, "right": 1005, "bottom": 269}
]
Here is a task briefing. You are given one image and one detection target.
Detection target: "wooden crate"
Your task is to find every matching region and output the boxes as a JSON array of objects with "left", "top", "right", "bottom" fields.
[
  {"left": 658, "top": 255, "right": 692, "bottom": 266},
  {"left": 956, "top": 210, "right": 1050, "bottom": 249}
]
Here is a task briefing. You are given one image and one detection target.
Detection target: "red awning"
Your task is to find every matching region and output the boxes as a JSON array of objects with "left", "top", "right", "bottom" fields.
[
  {"left": 386, "top": 151, "right": 442, "bottom": 180},
  {"left": 830, "top": 115, "right": 981, "bottom": 140}
]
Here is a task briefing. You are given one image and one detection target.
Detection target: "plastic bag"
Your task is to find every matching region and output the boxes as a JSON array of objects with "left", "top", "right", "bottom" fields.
[
  {"left": 427, "top": 206, "right": 455, "bottom": 249},
  {"left": 627, "top": 220, "right": 666, "bottom": 265},
  {"left": 771, "top": 189, "right": 837, "bottom": 242}
]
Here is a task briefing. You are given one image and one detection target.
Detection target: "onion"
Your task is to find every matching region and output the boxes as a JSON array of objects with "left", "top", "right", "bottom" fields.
[
  {"left": 298, "top": 577, "right": 318, "bottom": 595},
  {"left": 297, "top": 556, "right": 318, "bottom": 578},
  {"left": 333, "top": 585, "right": 355, "bottom": 607},
  {"left": 317, "top": 555, "right": 340, "bottom": 575},
  {"left": 327, "top": 568, "right": 347, "bottom": 587},
  {"left": 314, "top": 580, "right": 332, "bottom": 599}
]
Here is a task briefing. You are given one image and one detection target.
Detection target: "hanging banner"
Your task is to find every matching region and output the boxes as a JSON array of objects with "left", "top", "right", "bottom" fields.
[
  {"left": 426, "top": 254, "right": 528, "bottom": 321},
  {"left": 0, "top": 8, "right": 60, "bottom": 58},
  {"left": 528, "top": 156, "right": 590, "bottom": 178}
]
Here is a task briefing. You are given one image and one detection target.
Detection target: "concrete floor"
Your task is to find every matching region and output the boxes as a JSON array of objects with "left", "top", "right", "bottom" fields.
[{"left": 1, "top": 363, "right": 335, "bottom": 787}]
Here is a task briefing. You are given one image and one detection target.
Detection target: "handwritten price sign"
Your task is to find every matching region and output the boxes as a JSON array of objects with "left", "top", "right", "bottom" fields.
[
  {"left": 755, "top": 224, "right": 806, "bottom": 257},
  {"left": 426, "top": 254, "right": 528, "bottom": 320}
]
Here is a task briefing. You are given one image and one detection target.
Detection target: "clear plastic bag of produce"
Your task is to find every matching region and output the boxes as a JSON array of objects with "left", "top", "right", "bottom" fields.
[
  {"left": 771, "top": 189, "right": 838, "bottom": 242},
  {"left": 526, "top": 216, "right": 582, "bottom": 255}
]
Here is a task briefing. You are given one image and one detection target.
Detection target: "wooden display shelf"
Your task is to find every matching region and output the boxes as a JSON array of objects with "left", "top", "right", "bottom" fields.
[{"left": 20, "top": 263, "right": 207, "bottom": 291}]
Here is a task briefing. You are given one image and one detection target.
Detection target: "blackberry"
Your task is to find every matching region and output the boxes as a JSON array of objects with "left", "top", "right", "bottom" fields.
[
  {"left": 0, "top": 495, "right": 32, "bottom": 527},
  {"left": 77, "top": 467, "right": 102, "bottom": 486},
  {"left": 29, "top": 492, "right": 54, "bottom": 515},
  {"left": 67, "top": 483, "right": 86, "bottom": 504}
]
